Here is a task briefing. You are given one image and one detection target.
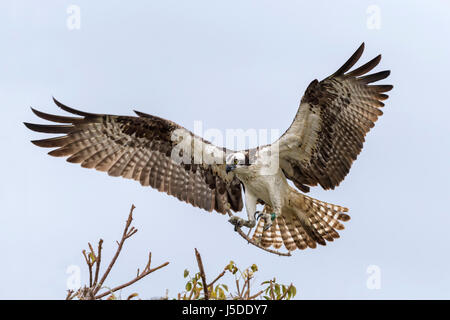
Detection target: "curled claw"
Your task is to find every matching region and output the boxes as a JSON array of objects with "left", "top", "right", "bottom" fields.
[
  {"left": 229, "top": 215, "right": 256, "bottom": 230},
  {"left": 228, "top": 216, "right": 243, "bottom": 231},
  {"left": 255, "top": 212, "right": 274, "bottom": 222},
  {"left": 255, "top": 212, "right": 277, "bottom": 231},
  {"left": 263, "top": 222, "right": 273, "bottom": 232}
]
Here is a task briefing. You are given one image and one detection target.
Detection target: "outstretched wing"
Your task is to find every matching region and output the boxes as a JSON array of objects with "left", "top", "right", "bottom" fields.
[
  {"left": 25, "top": 98, "right": 243, "bottom": 214},
  {"left": 277, "top": 43, "right": 393, "bottom": 192}
]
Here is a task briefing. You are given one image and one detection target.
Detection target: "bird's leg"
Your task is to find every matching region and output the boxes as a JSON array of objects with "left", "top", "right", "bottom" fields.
[
  {"left": 256, "top": 203, "right": 281, "bottom": 231},
  {"left": 257, "top": 191, "right": 283, "bottom": 231},
  {"left": 255, "top": 211, "right": 277, "bottom": 231},
  {"left": 228, "top": 190, "right": 257, "bottom": 231}
]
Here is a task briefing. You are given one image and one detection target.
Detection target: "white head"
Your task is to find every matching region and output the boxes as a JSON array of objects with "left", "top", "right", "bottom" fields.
[{"left": 225, "top": 152, "right": 248, "bottom": 174}]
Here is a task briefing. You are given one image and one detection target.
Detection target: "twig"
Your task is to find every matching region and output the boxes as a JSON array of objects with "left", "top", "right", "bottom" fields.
[
  {"left": 226, "top": 210, "right": 291, "bottom": 257},
  {"left": 244, "top": 273, "right": 251, "bottom": 299},
  {"left": 81, "top": 249, "right": 93, "bottom": 288},
  {"left": 194, "top": 248, "right": 209, "bottom": 300},
  {"left": 66, "top": 290, "right": 75, "bottom": 300},
  {"left": 93, "top": 204, "right": 137, "bottom": 295},
  {"left": 193, "top": 288, "right": 201, "bottom": 300},
  {"left": 93, "top": 239, "right": 103, "bottom": 286},
  {"left": 235, "top": 279, "right": 242, "bottom": 299},
  {"left": 248, "top": 289, "right": 264, "bottom": 300},
  {"left": 71, "top": 204, "right": 170, "bottom": 300},
  {"left": 188, "top": 279, "right": 197, "bottom": 300},
  {"left": 269, "top": 280, "right": 275, "bottom": 300},
  {"left": 278, "top": 283, "right": 293, "bottom": 300},
  {"left": 207, "top": 270, "right": 226, "bottom": 289},
  {"left": 94, "top": 260, "right": 169, "bottom": 299}
]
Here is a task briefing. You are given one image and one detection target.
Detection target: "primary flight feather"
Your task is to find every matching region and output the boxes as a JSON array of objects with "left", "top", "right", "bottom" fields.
[{"left": 25, "top": 43, "right": 392, "bottom": 252}]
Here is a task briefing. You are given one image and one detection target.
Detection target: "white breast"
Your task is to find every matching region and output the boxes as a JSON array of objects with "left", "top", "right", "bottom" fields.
[{"left": 238, "top": 166, "right": 290, "bottom": 207}]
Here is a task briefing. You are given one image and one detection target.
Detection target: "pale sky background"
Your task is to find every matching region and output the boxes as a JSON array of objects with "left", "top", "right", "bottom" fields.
[{"left": 1, "top": 0, "right": 449, "bottom": 299}]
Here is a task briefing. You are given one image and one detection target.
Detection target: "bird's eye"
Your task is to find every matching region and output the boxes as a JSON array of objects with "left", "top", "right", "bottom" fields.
[{"left": 233, "top": 158, "right": 239, "bottom": 165}]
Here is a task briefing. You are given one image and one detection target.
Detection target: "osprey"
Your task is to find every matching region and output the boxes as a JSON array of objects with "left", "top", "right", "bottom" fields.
[{"left": 25, "top": 43, "right": 392, "bottom": 252}]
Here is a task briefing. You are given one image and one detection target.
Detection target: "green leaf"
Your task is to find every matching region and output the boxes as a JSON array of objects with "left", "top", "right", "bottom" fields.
[
  {"left": 186, "top": 282, "right": 192, "bottom": 291},
  {"left": 251, "top": 264, "right": 258, "bottom": 272},
  {"left": 226, "top": 261, "right": 235, "bottom": 272},
  {"left": 291, "top": 286, "right": 297, "bottom": 297},
  {"left": 218, "top": 287, "right": 225, "bottom": 299},
  {"left": 275, "top": 284, "right": 280, "bottom": 296},
  {"left": 222, "top": 284, "right": 228, "bottom": 292},
  {"left": 183, "top": 269, "right": 189, "bottom": 278},
  {"left": 127, "top": 293, "right": 139, "bottom": 300}
]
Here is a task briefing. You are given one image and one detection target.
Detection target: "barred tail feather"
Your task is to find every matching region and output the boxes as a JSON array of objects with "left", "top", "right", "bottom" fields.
[{"left": 251, "top": 190, "right": 350, "bottom": 252}]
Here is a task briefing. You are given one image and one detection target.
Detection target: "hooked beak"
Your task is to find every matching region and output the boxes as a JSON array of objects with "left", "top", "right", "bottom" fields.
[{"left": 226, "top": 164, "right": 236, "bottom": 174}]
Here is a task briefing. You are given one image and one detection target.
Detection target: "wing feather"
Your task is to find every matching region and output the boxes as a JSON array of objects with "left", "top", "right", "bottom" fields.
[
  {"left": 276, "top": 43, "right": 392, "bottom": 190},
  {"left": 25, "top": 99, "right": 243, "bottom": 214}
]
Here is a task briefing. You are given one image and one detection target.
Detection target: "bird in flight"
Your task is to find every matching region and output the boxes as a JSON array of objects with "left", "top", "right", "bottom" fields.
[{"left": 25, "top": 43, "right": 392, "bottom": 252}]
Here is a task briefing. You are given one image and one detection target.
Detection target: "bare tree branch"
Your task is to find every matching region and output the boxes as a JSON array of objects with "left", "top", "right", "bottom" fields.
[
  {"left": 93, "top": 239, "right": 103, "bottom": 287},
  {"left": 93, "top": 204, "right": 136, "bottom": 295},
  {"left": 65, "top": 290, "right": 76, "bottom": 300},
  {"left": 68, "top": 205, "right": 169, "bottom": 300},
  {"left": 235, "top": 278, "right": 242, "bottom": 299},
  {"left": 81, "top": 249, "right": 93, "bottom": 288},
  {"left": 244, "top": 273, "right": 251, "bottom": 299},
  {"left": 94, "top": 260, "right": 169, "bottom": 300},
  {"left": 248, "top": 289, "right": 264, "bottom": 300},
  {"left": 67, "top": 204, "right": 296, "bottom": 301},
  {"left": 207, "top": 270, "right": 226, "bottom": 289},
  {"left": 194, "top": 248, "right": 209, "bottom": 300}
]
